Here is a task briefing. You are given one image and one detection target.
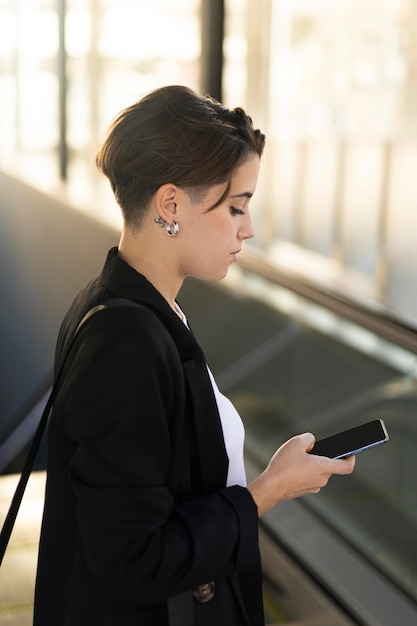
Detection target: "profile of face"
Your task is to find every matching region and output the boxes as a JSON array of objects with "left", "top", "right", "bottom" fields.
[{"left": 172, "top": 154, "right": 260, "bottom": 282}]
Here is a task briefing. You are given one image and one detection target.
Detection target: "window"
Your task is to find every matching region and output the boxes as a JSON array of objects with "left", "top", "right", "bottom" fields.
[{"left": 224, "top": 0, "right": 417, "bottom": 329}]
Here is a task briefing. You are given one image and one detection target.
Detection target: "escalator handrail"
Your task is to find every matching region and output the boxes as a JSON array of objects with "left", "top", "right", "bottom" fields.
[{"left": 239, "top": 247, "right": 417, "bottom": 356}]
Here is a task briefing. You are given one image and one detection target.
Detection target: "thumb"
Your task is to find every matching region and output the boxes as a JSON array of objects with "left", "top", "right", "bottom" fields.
[{"left": 297, "top": 431, "right": 315, "bottom": 452}]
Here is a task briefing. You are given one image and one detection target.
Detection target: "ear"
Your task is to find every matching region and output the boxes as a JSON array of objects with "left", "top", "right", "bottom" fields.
[{"left": 155, "top": 184, "right": 179, "bottom": 222}]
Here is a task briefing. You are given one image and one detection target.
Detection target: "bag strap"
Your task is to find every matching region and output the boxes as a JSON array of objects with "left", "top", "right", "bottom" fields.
[{"left": 0, "top": 298, "right": 139, "bottom": 566}]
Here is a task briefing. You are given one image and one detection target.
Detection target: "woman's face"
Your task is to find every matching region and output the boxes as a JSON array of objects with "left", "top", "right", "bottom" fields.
[{"left": 177, "top": 154, "right": 260, "bottom": 282}]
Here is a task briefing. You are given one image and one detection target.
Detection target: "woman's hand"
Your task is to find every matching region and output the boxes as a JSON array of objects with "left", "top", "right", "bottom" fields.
[{"left": 247, "top": 432, "right": 355, "bottom": 517}]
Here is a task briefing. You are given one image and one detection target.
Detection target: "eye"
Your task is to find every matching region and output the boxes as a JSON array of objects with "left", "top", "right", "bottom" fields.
[{"left": 230, "top": 206, "right": 244, "bottom": 216}]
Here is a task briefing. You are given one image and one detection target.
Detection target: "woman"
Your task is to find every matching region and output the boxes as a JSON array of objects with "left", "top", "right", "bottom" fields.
[{"left": 34, "top": 85, "right": 355, "bottom": 626}]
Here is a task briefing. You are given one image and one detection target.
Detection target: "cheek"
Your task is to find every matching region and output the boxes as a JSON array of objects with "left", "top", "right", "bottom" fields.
[
  {"left": 207, "top": 213, "right": 234, "bottom": 238},
  {"left": 183, "top": 236, "right": 232, "bottom": 280},
  {"left": 182, "top": 213, "right": 233, "bottom": 261}
]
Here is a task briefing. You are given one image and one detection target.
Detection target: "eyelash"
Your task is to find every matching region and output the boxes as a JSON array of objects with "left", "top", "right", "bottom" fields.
[{"left": 230, "top": 206, "right": 244, "bottom": 216}]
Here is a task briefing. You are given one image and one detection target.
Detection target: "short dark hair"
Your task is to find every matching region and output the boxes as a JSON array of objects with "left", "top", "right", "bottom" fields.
[{"left": 95, "top": 85, "right": 265, "bottom": 228}]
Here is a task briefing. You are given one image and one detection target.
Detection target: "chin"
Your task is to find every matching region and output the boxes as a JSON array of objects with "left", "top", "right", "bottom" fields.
[{"left": 192, "top": 267, "right": 229, "bottom": 283}]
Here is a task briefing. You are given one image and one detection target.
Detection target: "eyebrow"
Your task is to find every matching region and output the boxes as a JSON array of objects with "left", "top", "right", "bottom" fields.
[{"left": 230, "top": 192, "right": 253, "bottom": 199}]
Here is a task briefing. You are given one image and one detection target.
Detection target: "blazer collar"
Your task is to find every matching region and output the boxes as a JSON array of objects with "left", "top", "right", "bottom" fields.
[{"left": 100, "top": 247, "right": 198, "bottom": 360}]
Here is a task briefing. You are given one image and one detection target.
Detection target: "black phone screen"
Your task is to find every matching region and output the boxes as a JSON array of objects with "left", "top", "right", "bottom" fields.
[{"left": 309, "top": 419, "right": 389, "bottom": 459}]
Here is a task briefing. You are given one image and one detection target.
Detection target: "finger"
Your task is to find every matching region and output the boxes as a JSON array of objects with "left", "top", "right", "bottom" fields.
[
  {"left": 332, "top": 455, "right": 356, "bottom": 474},
  {"left": 297, "top": 432, "right": 315, "bottom": 451}
]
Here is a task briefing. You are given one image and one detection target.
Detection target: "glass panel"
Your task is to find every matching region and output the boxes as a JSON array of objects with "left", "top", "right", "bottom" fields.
[
  {"left": 0, "top": 0, "right": 200, "bottom": 166},
  {"left": 385, "top": 143, "right": 417, "bottom": 324},
  {"left": 339, "top": 141, "right": 382, "bottom": 274},
  {"left": 0, "top": 0, "right": 58, "bottom": 158},
  {"left": 224, "top": 0, "right": 417, "bottom": 329},
  {"left": 304, "top": 360, "right": 417, "bottom": 603},
  {"left": 230, "top": 272, "right": 417, "bottom": 603},
  {"left": 66, "top": 0, "right": 201, "bottom": 157}
]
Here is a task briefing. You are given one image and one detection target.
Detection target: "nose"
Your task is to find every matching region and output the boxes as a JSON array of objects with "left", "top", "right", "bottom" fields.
[{"left": 239, "top": 214, "right": 255, "bottom": 241}]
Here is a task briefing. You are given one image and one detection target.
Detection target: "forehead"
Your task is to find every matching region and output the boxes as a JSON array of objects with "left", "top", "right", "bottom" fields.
[{"left": 228, "top": 154, "right": 260, "bottom": 197}]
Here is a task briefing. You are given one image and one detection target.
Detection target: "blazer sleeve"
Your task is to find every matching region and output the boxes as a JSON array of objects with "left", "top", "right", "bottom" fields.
[{"left": 59, "top": 306, "right": 260, "bottom": 607}]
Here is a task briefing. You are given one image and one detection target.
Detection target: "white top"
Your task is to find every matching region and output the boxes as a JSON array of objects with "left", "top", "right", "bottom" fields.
[
  {"left": 205, "top": 366, "right": 247, "bottom": 487},
  {"left": 176, "top": 305, "right": 247, "bottom": 487}
]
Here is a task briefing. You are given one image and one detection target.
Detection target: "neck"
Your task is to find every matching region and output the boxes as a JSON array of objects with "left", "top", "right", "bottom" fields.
[{"left": 118, "top": 228, "right": 183, "bottom": 312}]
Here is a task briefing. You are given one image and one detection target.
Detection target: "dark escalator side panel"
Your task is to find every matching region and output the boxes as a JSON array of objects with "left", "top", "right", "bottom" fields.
[
  {"left": 0, "top": 172, "right": 118, "bottom": 467},
  {"left": 179, "top": 276, "right": 417, "bottom": 625}
]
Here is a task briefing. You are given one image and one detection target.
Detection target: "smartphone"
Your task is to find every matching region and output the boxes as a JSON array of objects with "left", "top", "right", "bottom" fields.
[{"left": 309, "top": 419, "right": 389, "bottom": 459}]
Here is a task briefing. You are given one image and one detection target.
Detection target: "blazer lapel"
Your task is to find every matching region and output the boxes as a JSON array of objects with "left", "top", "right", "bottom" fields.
[{"left": 183, "top": 345, "right": 229, "bottom": 493}]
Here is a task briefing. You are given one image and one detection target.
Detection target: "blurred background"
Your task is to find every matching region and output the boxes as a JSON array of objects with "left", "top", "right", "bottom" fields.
[{"left": 0, "top": 1, "right": 416, "bottom": 624}]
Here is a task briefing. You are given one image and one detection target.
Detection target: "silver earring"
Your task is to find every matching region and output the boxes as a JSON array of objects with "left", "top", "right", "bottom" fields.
[{"left": 165, "top": 221, "right": 179, "bottom": 237}]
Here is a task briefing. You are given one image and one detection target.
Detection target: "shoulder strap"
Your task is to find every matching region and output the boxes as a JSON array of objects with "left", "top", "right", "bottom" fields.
[{"left": 0, "top": 298, "right": 140, "bottom": 566}]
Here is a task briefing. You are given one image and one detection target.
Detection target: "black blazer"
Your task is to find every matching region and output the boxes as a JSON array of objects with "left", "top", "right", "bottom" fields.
[{"left": 34, "top": 248, "right": 264, "bottom": 626}]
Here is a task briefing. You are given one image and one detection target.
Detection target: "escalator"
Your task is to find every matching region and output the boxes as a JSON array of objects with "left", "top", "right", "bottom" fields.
[{"left": 178, "top": 263, "right": 417, "bottom": 626}]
